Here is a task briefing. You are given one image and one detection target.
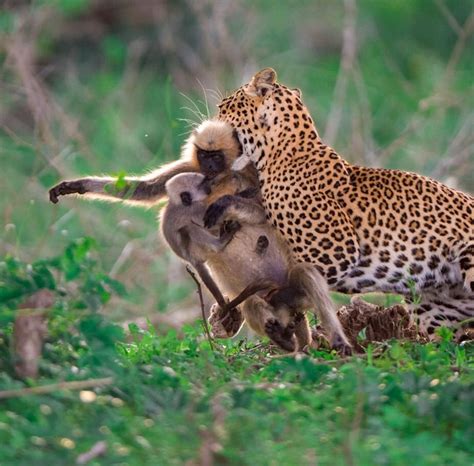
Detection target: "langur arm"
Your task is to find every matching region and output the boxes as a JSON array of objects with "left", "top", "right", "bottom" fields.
[
  {"left": 203, "top": 195, "right": 267, "bottom": 228},
  {"left": 49, "top": 159, "right": 198, "bottom": 205},
  {"left": 173, "top": 226, "right": 235, "bottom": 308},
  {"left": 185, "top": 223, "right": 236, "bottom": 256}
]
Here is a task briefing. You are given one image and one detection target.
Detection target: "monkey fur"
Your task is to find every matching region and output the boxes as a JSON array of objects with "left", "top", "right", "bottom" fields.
[
  {"left": 204, "top": 193, "right": 351, "bottom": 354},
  {"left": 164, "top": 172, "right": 312, "bottom": 351},
  {"left": 49, "top": 119, "right": 349, "bottom": 353},
  {"left": 49, "top": 120, "right": 256, "bottom": 206}
]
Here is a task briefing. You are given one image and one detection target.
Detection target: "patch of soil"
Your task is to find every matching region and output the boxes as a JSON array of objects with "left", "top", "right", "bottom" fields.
[
  {"left": 313, "top": 296, "right": 423, "bottom": 353},
  {"left": 338, "top": 296, "right": 420, "bottom": 351}
]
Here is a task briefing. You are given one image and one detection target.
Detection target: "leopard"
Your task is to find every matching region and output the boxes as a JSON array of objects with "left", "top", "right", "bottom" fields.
[{"left": 210, "top": 67, "right": 474, "bottom": 338}]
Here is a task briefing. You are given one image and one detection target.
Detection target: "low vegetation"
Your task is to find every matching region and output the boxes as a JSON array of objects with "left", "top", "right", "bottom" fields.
[{"left": 0, "top": 241, "right": 472, "bottom": 465}]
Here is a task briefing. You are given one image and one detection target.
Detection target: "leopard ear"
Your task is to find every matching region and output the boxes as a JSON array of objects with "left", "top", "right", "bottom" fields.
[
  {"left": 253, "top": 68, "right": 277, "bottom": 84},
  {"left": 292, "top": 88, "right": 302, "bottom": 98},
  {"left": 246, "top": 68, "right": 277, "bottom": 97}
]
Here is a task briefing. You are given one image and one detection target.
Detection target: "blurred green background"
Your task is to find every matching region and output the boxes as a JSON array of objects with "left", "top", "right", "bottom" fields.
[
  {"left": 1, "top": 0, "right": 473, "bottom": 323},
  {"left": 1, "top": 3, "right": 473, "bottom": 465}
]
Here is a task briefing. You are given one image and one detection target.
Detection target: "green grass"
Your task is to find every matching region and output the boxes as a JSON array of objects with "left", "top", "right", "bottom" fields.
[
  {"left": 0, "top": 243, "right": 473, "bottom": 465},
  {"left": 1, "top": 321, "right": 473, "bottom": 466},
  {"left": 1, "top": 1, "right": 473, "bottom": 464}
]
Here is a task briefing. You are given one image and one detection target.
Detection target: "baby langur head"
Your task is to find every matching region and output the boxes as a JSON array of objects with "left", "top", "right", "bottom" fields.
[
  {"left": 165, "top": 173, "right": 210, "bottom": 206},
  {"left": 190, "top": 120, "right": 242, "bottom": 178}
]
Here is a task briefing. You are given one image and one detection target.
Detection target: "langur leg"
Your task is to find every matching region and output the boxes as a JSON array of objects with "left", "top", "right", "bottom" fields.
[
  {"left": 288, "top": 263, "right": 352, "bottom": 355},
  {"left": 208, "top": 302, "right": 244, "bottom": 338},
  {"left": 207, "top": 281, "right": 275, "bottom": 339},
  {"left": 293, "top": 312, "right": 312, "bottom": 351},
  {"left": 186, "top": 224, "right": 238, "bottom": 261},
  {"left": 189, "top": 262, "right": 245, "bottom": 339},
  {"left": 193, "top": 263, "right": 227, "bottom": 308}
]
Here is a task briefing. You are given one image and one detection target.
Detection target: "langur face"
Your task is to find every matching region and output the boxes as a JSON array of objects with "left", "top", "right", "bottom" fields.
[
  {"left": 180, "top": 191, "right": 193, "bottom": 206},
  {"left": 196, "top": 149, "right": 227, "bottom": 179}
]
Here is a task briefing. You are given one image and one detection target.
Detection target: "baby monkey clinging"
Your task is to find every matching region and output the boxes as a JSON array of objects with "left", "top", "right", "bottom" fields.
[
  {"left": 160, "top": 171, "right": 269, "bottom": 328},
  {"left": 163, "top": 171, "right": 314, "bottom": 352},
  {"left": 201, "top": 182, "right": 351, "bottom": 354}
]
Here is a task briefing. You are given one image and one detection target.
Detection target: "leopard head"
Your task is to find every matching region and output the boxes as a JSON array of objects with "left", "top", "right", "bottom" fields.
[{"left": 218, "top": 68, "right": 316, "bottom": 168}]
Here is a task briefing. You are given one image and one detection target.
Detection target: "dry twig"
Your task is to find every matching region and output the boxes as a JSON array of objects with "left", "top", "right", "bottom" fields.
[
  {"left": 0, "top": 377, "right": 114, "bottom": 400},
  {"left": 442, "top": 10, "right": 474, "bottom": 88},
  {"left": 13, "top": 289, "right": 54, "bottom": 379},
  {"left": 431, "top": 117, "right": 474, "bottom": 179},
  {"left": 186, "top": 265, "right": 215, "bottom": 351},
  {"left": 76, "top": 441, "right": 108, "bottom": 465},
  {"left": 324, "top": 0, "right": 358, "bottom": 145},
  {"left": 435, "top": 0, "right": 463, "bottom": 35}
]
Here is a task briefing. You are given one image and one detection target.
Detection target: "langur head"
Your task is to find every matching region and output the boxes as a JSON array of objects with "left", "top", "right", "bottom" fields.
[
  {"left": 190, "top": 120, "right": 242, "bottom": 178},
  {"left": 165, "top": 173, "right": 210, "bottom": 206}
]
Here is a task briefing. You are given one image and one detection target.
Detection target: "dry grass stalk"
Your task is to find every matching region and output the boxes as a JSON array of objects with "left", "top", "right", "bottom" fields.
[
  {"left": 13, "top": 289, "right": 54, "bottom": 379},
  {"left": 0, "top": 377, "right": 114, "bottom": 400}
]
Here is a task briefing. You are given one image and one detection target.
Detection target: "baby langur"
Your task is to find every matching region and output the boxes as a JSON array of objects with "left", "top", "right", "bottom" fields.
[
  {"left": 163, "top": 172, "right": 310, "bottom": 351},
  {"left": 49, "top": 120, "right": 256, "bottom": 206},
  {"left": 161, "top": 172, "right": 270, "bottom": 331},
  {"left": 203, "top": 193, "right": 352, "bottom": 355}
]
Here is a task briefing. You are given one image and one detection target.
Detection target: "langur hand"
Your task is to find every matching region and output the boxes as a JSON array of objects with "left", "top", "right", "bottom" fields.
[
  {"left": 231, "top": 154, "right": 251, "bottom": 172},
  {"left": 49, "top": 180, "right": 87, "bottom": 204},
  {"left": 203, "top": 195, "right": 233, "bottom": 228}
]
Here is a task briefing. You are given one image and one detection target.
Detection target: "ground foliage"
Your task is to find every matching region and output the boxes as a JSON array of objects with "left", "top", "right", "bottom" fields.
[
  {"left": 0, "top": 241, "right": 473, "bottom": 465},
  {"left": 1, "top": 1, "right": 473, "bottom": 464}
]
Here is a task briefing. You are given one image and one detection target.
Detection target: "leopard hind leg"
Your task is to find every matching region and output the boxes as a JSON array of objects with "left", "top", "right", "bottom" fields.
[{"left": 408, "top": 289, "right": 474, "bottom": 340}]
